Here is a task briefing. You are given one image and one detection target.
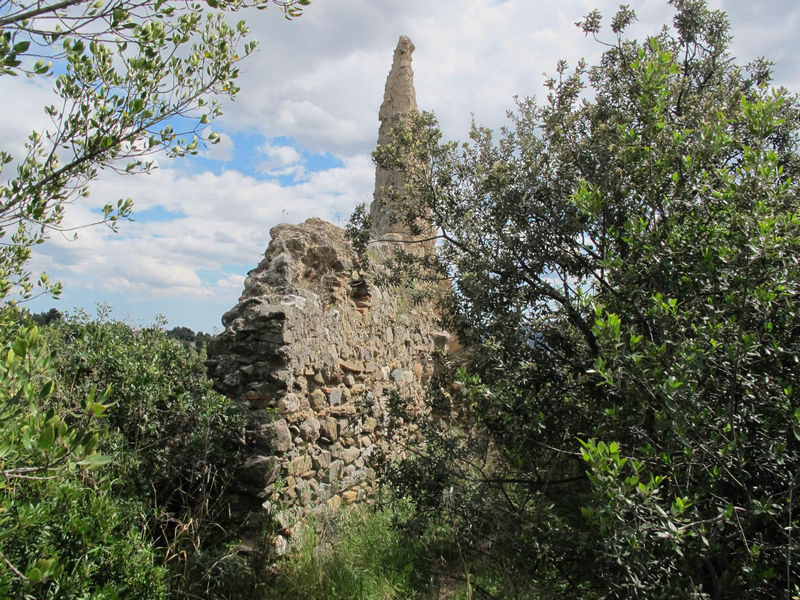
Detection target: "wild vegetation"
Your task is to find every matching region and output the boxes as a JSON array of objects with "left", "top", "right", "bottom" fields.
[
  {"left": 0, "top": 311, "right": 258, "bottom": 598},
  {"left": 365, "top": 0, "right": 800, "bottom": 597},
  {"left": 2, "top": 0, "right": 799, "bottom": 598},
  {"left": 0, "top": 0, "right": 312, "bottom": 597}
]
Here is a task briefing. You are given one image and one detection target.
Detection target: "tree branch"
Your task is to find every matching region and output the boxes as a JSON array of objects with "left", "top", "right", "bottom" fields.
[{"left": 0, "top": 0, "right": 88, "bottom": 28}]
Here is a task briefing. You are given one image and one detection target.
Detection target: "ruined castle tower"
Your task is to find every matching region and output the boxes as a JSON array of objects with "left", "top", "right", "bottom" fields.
[
  {"left": 206, "top": 37, "right": 448, "bottom": 546},
  {"left": 369, "top": 36, "right": 436, "bottom": 255}
]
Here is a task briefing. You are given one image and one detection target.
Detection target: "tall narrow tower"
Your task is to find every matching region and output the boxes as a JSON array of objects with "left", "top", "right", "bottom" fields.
[{"left": 369, "top": 36, "right": 434, "bottom": 255}]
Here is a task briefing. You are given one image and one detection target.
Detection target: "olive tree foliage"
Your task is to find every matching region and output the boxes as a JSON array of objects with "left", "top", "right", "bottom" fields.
[
  {"left": 369, "top": 1, "right": 800, "bottom": 597},
  {"left": 0, "top": 0, "right": 309, "bottom": 303}
]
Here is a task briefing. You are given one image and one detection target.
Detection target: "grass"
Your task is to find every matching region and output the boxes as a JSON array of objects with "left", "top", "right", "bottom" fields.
[{"left": 267, "top": 497, "right": 438, "bottom": 600}]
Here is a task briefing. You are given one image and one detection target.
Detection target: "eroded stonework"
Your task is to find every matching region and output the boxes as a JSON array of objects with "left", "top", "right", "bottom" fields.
[
  {"left": 207, "top": 36, "right": 446, "bottom": 540},
  {"left": 207, "top": 219, "right": 446, "bottom": 525}
]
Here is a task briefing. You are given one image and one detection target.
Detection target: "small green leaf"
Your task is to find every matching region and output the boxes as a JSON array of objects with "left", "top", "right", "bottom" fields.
[
  {"left": 11, "top": 338, "right": 27, "bottom": 356},
  {"left": 77, "top": 454, "right": 113, "bottom": 468},
  {"left": 38, "top": 423, "right": 55, "bottom": 450}
]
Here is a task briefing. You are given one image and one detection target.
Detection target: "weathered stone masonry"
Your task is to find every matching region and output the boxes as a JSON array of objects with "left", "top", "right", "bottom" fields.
[{"left": 206, "top": 37, "right": 448, "bottom": 530}]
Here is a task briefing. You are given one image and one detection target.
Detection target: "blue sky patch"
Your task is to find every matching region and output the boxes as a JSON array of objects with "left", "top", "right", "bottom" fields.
[
  {"left": 181, "top": 130, "right": 344, "bottom": 185},
  {"left": 131, "top": 205, "right": 186, "bottom": 223}
]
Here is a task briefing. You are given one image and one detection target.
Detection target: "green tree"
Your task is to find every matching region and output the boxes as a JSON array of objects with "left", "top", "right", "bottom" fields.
[
  {"left": 42, "top": 314, "right": 248, "bottom": 597},
  {"left": 373, "top": 1, "right": 800, "bottom": 597},
  {"left": 0, "top": 0, "right": 309, "bottom": 304},
  {"left": 0, "top": 1, "right": 310, "bottom": 594},
  {"left": 0, "top": 314, "right": 250, "bottom": 598}
]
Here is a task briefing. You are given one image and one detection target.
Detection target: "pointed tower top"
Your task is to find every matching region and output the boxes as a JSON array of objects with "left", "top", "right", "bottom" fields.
[
  {"left": 378, "top": 36, "right": 417, "bottom": 124},
  {"left": 369, "top": 36, "right": 433, "bottom": 255}
]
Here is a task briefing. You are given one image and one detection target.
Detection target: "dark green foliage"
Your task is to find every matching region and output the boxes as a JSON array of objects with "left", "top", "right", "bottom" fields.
[
  {"left": 1, "top": 477, "right": 169, "bottom": 600},
  {"left": 166, "top": 326, "right": 214, "bottom": 352},
  {"left": 0, "top": 321, "right": 169, "bottom": 599},
  {"left": 165, "top": 325, "right": 198, "bottom": 344},
  {"left": 373, "top": 1, "right": 800, "bottom": 597},
  {"left": 27, "top": 308, "right": 63, "bottom": 327},
  {"left": 41, "top": 316, "right": 261, "bottom": 598},
  {"left": 45, "top": 315, "right": 242, "bottom": 507},
  {"left": 175, "top": 541, "right": 272, "bottom": 600},
  {"left": 380, "top": 381, "right": 594, "bottom": 599},
  {"left": 346, "top": 202, "right": 373, "bottom": 273},
  {"left": 0, "top": 312, "right": 253, "bottom": 598}
]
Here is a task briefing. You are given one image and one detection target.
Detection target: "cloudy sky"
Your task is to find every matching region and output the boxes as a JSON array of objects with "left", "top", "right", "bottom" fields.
[{"left": 4, "top": 0, "right": 799, "bottom": 332}]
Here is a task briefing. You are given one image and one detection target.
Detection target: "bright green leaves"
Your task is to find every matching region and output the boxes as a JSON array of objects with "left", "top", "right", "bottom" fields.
[
  {"left": 75, "top": 452, "right": 112, "bottom": 467},
  {"left": 592, "top": 308, "right": 622, "bottom": 347},
  {"left": 741, "top": 91, "right": 787, "bottom": 140},
  {"left": 0, "top": 0, "right": 310, "bottom": 589},
  {"left": 0, "top": 322, "right": 116, "bottom": 588},
  {"left": 129, "top": 97, "right": 144, "bottom": 114},
  {"left": 629, "top": 41, "right": 680, "bottom": 135},
  {"left": 574, "top": 28, "right": 800, "bottom": 591},
  {"left": 24, "top": 557, "right": 61, "bottom": 584},
  {"left": 285, "top": 0, "right": 312, "bottom": 19},
  {"left": 36, "top": 422, "right": 55, "bottom": 451},
  {"left": 570, "top": 180, "right": 604, "bottom": 218},
  {"left": 0, "top": 325, "right": 113, "bottom": 484},
  {"left": 0, "top": 31, "right": 28, "bottom": 73},
  {"left": 110, "top": 6, "right": 131, "bottom": 29},
  {"left": 579, "top": 437, "right": 697, "bottom": 576},
  {"left": 11, "top": 40, "right": 29, "bottom": 54},
  {"left": 579, "top": 439, "right": 667, "bottom": 506}
]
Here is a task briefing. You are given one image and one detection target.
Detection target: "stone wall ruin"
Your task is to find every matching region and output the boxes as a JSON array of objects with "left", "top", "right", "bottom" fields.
[{"left": 206, "top": 36, "right": 449, "bottom": 536}]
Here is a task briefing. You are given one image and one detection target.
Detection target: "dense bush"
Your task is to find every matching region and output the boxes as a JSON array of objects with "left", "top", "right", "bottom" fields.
[
  {"left": 44, "top": 312, "right": 242, "bottom": 508},
  {"left": 0, "top": 319, "right": 170, "bottom": 599},
  {"left": 370, "top": 1, "right": 800, "bottom": 597},
  {"left": 0, "top": 311, "right": 253, "bottom": 598},
  {"left": 1, "top": 477, "right": 170, "bottom": 600}
]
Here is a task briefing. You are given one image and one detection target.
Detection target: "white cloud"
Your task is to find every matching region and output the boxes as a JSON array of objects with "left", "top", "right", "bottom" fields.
[
  {"left": 258, "top": 140, "right": 305, "bottom": 178},
  {"left": 11, "top": 0, "right": 800, "bottom": 330},
  {"left": 216, "top": 274, "right": 246, "bottom": 290},
  {"left": 261, "top": 143, "right": 301, "bottom": 167},
  {"left": 27, "top": 153, "right": 375, "bottom": 306},
  {"left": 274, "top": 99, "right": 365, "bottom": 150},
  {"left": 100, "top": 260, "right": 210, "bottom": 298},
  {"left": 202, "top": 129, "right": 235, "bottom": 161},
  {"left": 0, "top": 76, "right": 59, "bottom": 174}
]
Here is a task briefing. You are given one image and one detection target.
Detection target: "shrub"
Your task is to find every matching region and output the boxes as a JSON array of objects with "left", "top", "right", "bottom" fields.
[
  {"left": 0, "top": 319, "right": 169, "bottom": 598},
  {"left": 44, "top": 313, "right": 243, "bottom": 511}
]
